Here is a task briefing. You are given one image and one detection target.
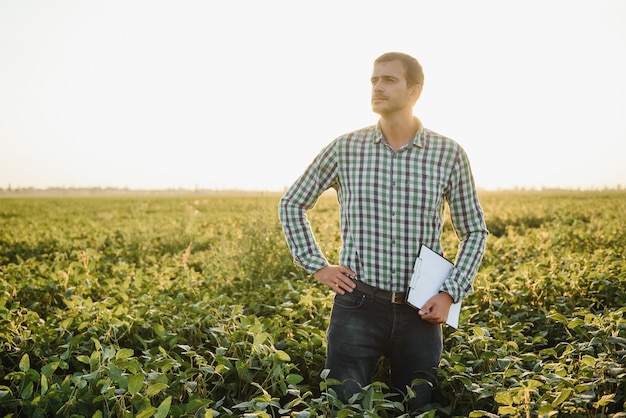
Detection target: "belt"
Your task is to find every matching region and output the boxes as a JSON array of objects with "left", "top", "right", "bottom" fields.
[{"left": 355, "top": 280, "right": 407, "bottom": 304}]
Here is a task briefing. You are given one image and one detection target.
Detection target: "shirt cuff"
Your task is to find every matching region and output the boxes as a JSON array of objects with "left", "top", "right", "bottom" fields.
[
  {"left": 440, "top": 267, "right": 470, "bottom": 303},
  {"left": 296, "top": 256, "right": 329, "bottom": 276}
]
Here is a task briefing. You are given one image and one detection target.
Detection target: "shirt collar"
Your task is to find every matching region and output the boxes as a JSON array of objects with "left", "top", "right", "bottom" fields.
[{"left": 373, "top": 117, "right": 424, "bottom": 148}]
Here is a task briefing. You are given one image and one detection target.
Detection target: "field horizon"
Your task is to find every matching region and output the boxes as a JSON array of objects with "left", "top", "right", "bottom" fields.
[{"left": 1, "top": 185, "right": 624, "bottom": 199}]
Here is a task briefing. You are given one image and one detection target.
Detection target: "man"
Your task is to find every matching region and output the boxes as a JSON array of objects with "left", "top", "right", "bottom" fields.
[{"left": 279, "top": 52, "right": 488, "bottom": 410}]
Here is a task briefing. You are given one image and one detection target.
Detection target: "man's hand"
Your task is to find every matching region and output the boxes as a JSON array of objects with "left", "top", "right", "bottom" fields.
[
  {"left": 418, "top": 292, "right": 454, "bottom": 324},
  {"left": 314, "top": 265, "right": 357, "bottom": 295}
]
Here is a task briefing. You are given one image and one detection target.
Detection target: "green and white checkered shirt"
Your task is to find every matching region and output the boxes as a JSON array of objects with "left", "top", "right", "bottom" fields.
[{"left": 279, "top": 121, "right": 488, "bottom": 303}]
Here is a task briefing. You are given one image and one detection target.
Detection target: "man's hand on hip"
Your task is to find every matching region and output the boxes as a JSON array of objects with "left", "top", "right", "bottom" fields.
[{"left": 314, "top": 265, "right": 357, "bottom": 295}]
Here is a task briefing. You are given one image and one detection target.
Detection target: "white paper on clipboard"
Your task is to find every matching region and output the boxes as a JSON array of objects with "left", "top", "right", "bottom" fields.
[{"left": 406, "top": 244, "right": 461, "bottom": 328}]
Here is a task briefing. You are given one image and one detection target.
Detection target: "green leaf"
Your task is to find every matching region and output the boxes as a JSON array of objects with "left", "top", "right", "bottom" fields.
[
  {"left": 76, "top": 355, "right": 90, "bottom": 364},
  {"left": 594, "top": 393, "right": 616, "bottom": 407},
  {"left": 154, "top": 396, "right": 172, "bottom": 418},
  {"left": 471, "top": 326, "right": 485, "bottom": 337},
  {"left": 494, "top": 390, "right": 513, "bottom": 405},
  {"left": 26, "top": 368, "right": 40, "bottom": 382},
  {"left": 581, "top": 355, "right": 596, "bottom": 367},
  {"left": 128, "top": 374, "right": 144, "bottom": 396},
  {"left": 41, "top": 362, "right": 60, "bottom": 377},
  {"left": 538, "top": 404, "right": 557, "bottom": 416},
  {"left": 337, "top": 409, "right": 353, "bottom": 418},
  {"left": 567, "top": 318, "right": 585, "bottom": 329},
  {"left": 146, "top": 383, "right": 169, "bottom": 397},
  {"left": 498, "top": 406, "right": 517, "bottom": 415},
  {"left": 20, "top": 381, "right": 33, "bottom": 400},
  {"left": 40, "top": 374, "right": 48, "bottom": 395},
  {"left": 553, "top": 389, "right": 572, "bottom": 406},
  {"left": 19, "top": 354, "right": 30, "bottom": 372},
  {"left": 254, "top": 331, "right": 270, "bottom": 345},
  {"left": 152, "top": 323, "right": 166, "bottom": 337},
  {"left": 548, "top": 312, "right": 568, "bottom": 324},
  {"left": 520, "top": 379, "right": 543, "bottom": 389},
  {"left": 286, "top": 374, "right": 304, "bottom": 385},
  {"left": 115, "top": 348, "right": 135, "bottom": 360},
  {"left": 136, "top": 407, "right": 158, "bottom": 418},
  {"left": 275, "top": 350, "right": 291, "bottom": 362}
]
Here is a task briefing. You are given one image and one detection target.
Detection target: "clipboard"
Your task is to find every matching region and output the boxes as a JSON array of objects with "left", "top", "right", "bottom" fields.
[{"left": 406, "top": 244, "right": 461, "bottom": 328}]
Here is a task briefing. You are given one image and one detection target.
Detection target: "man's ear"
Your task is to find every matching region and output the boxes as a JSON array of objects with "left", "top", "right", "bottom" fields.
[{"left": 410, "top": 84, "right": 423, "bottom": 102}]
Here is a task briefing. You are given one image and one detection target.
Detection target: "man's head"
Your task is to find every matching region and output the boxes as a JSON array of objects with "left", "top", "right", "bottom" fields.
[
  {"left": 371, "top": 52, "right": 424, "bottom": 116},
  {"left": 374, "top": 52, "right": 424, "bottom": 88}
]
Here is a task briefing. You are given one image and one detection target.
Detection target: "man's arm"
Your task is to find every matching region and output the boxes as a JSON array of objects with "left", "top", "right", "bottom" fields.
[
  {"left": 441, "top": 145, "right": 489, "bottom": 303},
  {"left": 278, "top": 142, "right": 339, "bottom": 275}
]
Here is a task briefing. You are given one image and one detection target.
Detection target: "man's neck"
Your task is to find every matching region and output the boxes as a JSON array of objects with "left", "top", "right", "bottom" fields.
[{"left": 379, "top": 114, "right": 419, "bottom": 151}]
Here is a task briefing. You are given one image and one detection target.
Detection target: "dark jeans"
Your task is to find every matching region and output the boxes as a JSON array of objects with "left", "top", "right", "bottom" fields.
[{"left": 326, "top": 288, "right": 443, "bottom": 411}]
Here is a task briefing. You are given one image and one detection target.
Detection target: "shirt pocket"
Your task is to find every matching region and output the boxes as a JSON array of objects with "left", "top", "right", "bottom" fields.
[{"left": 407, "top": 176, "right": 445, "bottom": 215}]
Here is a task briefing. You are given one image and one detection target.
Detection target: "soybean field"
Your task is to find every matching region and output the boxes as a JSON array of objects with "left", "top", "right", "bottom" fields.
[{"left": 0, "top": 191, "right": 624, "bottom": 417}]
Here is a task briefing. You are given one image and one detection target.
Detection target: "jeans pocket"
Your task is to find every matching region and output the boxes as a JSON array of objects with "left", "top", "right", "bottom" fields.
[{"left": 333, "top": 291, "right": 367, "bottom": 310}]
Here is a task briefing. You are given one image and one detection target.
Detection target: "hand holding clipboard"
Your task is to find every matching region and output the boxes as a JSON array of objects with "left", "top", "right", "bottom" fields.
[{"left": 406, "top": 244, "right": 461, "bottom": 328}]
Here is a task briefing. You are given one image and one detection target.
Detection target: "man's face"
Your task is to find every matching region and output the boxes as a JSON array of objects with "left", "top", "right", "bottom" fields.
[{"left": 370, "top": 60, "right": 420, "bottom": 116}]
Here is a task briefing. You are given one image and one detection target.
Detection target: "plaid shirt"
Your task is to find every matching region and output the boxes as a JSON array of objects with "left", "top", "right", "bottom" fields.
[{"left": 279, "top": 120, "right": 488, "bottom": 302}]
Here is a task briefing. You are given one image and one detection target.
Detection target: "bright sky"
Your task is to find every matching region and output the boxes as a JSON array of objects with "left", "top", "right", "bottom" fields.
[{"left": 1, "top": 0, "right": 625, "bottom": 191}]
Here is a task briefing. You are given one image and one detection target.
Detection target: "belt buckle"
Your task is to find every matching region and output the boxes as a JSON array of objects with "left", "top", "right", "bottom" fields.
[{"left": 391, "top": 291, "right": 404, "bottom": 304}]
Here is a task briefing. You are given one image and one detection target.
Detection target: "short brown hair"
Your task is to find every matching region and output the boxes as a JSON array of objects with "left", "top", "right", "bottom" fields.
[{"left": 374, "top": 52, "right": 424, "bottom": 87}]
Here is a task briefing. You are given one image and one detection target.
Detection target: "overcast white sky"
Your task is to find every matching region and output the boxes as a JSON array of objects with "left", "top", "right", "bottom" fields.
[{"left": 1, "top": 0, "right": 625, "bottom": 191}]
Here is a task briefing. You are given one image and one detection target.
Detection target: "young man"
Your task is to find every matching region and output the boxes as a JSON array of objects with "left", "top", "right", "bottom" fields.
[{"left": 279, "top": 52, "right": 488, "bottom": 410}]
